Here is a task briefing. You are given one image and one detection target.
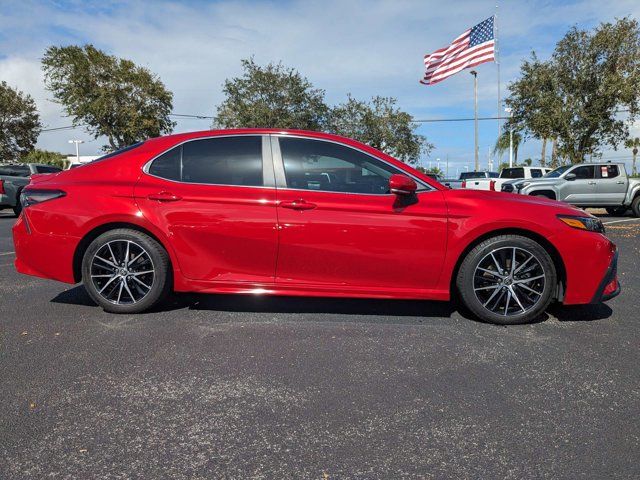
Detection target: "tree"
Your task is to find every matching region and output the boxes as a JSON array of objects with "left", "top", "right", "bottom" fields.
[
  {"left": 625, "top": 137, "right": 640, "bottom": 176},
  {"left": 215, "top": 58, "right": 328, "bottom": 130},
  {"left": 327, "top": 95, "right": 432, "bottom": 165},
  {"left": 42, "top": 45, "right": 175, "bottom": 150},
  {"left": 493, "top": 126, "right": 522, "bottom": 165},
  {"left": 506, "top": 18, "right": 640, "bottom": 164},
  {"left": 21, "top": 149, "right": 68, "bottom": 169},
  {"left": 522, "top": 158, "right": 533, "bottom": 166},
  {"left": 0, "top": 81, "right": 41, "bottom": 162}
]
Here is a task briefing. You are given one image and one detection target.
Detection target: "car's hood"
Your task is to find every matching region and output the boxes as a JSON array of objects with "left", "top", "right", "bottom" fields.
[
  {"left": 443, "top": 188, "right": 584, "bottom": 215},
  {"left": 510, "top": 177, "right": 561, "bottom": 188}
]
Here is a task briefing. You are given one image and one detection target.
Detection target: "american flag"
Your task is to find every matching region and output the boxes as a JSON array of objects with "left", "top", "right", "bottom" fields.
[{"left": 420, "top": 16, "right": 495, "bottom": 85}]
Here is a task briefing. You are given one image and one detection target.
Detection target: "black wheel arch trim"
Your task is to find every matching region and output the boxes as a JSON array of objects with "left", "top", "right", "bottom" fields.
[{"left": 590, "top": 250, "right": 620, "bottom": 303}]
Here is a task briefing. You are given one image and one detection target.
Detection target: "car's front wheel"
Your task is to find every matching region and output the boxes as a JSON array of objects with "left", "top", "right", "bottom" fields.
[
  {"left": 81, "top": 229, "right": 171, "bottom": 313},
  {"left": 456, "top": 235, "right": 557, "bottom": 325},
  {"left": 606, "top": 206, "right": 627, "bottom": 216}
]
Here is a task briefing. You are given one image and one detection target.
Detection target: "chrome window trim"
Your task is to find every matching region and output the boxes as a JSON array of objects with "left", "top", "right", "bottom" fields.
[
  {"left": 141, "top": 134, "right": 275, "bottom": 189},
  {"left": 269, "top": 133, "right": 433, "bottom": 195}
]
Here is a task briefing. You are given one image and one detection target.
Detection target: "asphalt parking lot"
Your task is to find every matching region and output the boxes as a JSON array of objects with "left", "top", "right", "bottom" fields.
[{"left": 0, "top": 210, "right": 639, "bottom": 479}]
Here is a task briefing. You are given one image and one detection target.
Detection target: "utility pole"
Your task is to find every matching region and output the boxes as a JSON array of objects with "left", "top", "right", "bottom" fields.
[
  {"left": 470, "top": 70, "right": 479, "bottom": 171},
  {"left": 68, "top": 139, "right": 84, "bottom": 164},
  {"left": 504, "top": 107, "right": 513, "bottom": 167}
]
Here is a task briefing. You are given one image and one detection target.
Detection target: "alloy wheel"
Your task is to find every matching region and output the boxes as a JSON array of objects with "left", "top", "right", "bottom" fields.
[
  {"left": 473, "top": 246, "right": 546, "bottom": 317},
  {"left": 90, "top": 240, "right": 155, "bottom": 305}
]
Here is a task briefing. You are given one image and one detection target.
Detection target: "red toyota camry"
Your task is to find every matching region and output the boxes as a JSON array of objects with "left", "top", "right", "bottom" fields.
[{"left": 12, "top": 129, "right": 619, "bottom": 324}]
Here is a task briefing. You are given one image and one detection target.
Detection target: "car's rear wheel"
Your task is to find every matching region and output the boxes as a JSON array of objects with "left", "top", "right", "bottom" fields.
[
  {"left": 456, "top": 235, "right": 557, "bottom": 325},
  {"left": 81, "top": 229, "right": 170, "bottom": 313},
  {"left": 631, "top": 196, "right": 640, "bottom": 218},
  {"left": 606, "top": 206, "right": 627, "bottom": 216}
]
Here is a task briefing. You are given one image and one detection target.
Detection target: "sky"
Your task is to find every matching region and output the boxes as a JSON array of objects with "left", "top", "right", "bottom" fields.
[{"left": 1, "top": 0, "right": 639, "bottom": 176}]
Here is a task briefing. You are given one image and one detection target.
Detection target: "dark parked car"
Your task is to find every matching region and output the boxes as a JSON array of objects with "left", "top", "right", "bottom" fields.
[{"left": 0, "top": 163, "right": 62, "bottom": 216}]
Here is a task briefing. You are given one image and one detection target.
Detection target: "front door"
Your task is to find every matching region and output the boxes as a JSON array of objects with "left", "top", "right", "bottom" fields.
[
  {"left": 559, "top": 165, "right": 597, "bottom": 204},
  {"left": 271, "top": 136, "right": 448, "bottom": 293},
  {"left": 134, "top": 135, "right": 278, "bottom": 283}
]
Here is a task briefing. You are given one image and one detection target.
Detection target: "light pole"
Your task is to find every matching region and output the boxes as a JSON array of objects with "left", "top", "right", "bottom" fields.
[
  {"left": 504, "top": 107, "right": 513, "bottom": 167},
  {"left": 470, "top": 70, "right": 479, "bottom": 171},
  {"left": 436, "top": 158, "right": 440, "bottom": 173},
  {"left": 68, "top": 139, "right": 84, "bottom": 164}
]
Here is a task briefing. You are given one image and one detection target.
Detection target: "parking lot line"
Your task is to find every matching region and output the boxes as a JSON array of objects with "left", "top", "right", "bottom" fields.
[
  {"left": 603, "top": 218, "right": 640, "bottom": 225},
  {"left": 0, "top": 251, "right": 15, "bottom": 256}
]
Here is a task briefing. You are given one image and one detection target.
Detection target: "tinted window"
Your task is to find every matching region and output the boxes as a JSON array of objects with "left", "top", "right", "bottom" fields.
[
  {"left": 501, "top": 168, "right": 524, "bottom": 179},
  {"left": 96, "top": 142, "right": 145, "bottom": 162},
  {"left": 460, "top": 171, "right": 485, "bottom": 180},
  {"left": 598, "top": 165, "right": 619, "bottom": 179},
  {"left": 530, "top": 169, "right": 543, "bottom": 178},
  {"left": 488, "top": 172, "right": 499, "bottom": 178},
  {"left": 149, "top": 147, "right": 181, "bottom": 181},
  {"left": 35, "top": 165, "right": 62, "bottom": 174},
  {"left": 148, "top": 136, "right": 263, "bottom": 186},
  {"left": 0, "top": 165, "right": 30, "bottom": 177},
  {"left": 279, "top": 137, "right": 408, "bottom": 194},
  {"left": 572, "top": 166, "right": 595, "bottom": 180}
]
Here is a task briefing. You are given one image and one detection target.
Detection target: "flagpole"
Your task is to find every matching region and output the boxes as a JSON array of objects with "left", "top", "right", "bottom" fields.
[{"left": 495, "top": 3, "right": 501, "bottom": 147}]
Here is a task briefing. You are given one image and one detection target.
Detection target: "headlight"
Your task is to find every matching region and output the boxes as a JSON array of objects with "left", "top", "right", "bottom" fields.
[
  {"left": 20, "top": 189, "right": 66, "bottom": 208},
  {"left": 557, "top": 215, "right": 605, "bottom": 234}
]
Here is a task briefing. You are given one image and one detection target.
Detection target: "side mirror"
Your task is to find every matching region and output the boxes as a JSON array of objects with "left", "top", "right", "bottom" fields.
[
  {"left": 565, "top": 173, "right": 576, "bottom": 181},
  {"left": 389, "top": 174, "right": 417, "bottom": 195}
]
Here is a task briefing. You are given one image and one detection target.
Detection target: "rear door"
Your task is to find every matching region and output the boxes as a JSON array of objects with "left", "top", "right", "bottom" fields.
[
  {"left": 595, "top": 164, "right": 627, "bottom": 205},
  {"left": 134, "top": 135, "right": 279, "bottom": 283},
  {"left": 271, "top": 135, "right": 448, "bottom": 293}
]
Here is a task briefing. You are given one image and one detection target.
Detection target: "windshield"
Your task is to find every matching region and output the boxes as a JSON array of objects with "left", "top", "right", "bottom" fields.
[{"left": 544, "top": 165, "right": 571, "bottom": 178}]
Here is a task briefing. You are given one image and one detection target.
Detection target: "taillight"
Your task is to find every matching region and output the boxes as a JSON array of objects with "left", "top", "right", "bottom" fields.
[
  {"left": 20, "top": 189, "right": 66, "bottom": 208},
  {"left": 489, "top": 180, "right": 496, "bottom": 191},
  {"left": 461, "top": 180, "right": 467, "bottom": 188},
  {"left": 0, "top": 179, "right": 4, "bottom": 194}
]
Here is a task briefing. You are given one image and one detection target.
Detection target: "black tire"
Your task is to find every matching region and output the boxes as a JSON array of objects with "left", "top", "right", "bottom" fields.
[
  {"left": 12, "top": 190, "right": 23, "bottom": 216},
  {"left": 605, "top": 207, "right": 627, "bottom": 216},
  {"left": 456, "top": 235, "right": 557, "bottom": 325},
  {"left": 81, "top": 228, "right": 171, "bottom": 313},
  {"left": 632, "top": 196, "right": 640, "bottom": 218}
]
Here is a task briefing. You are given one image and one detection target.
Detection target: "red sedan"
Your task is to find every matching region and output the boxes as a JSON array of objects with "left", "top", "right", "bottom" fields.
[{"left": 12, "top": 129, "right": 620, "bottom": 324}]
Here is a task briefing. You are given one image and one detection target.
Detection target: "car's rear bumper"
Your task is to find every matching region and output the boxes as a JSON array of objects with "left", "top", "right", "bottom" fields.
[
  {"left": 591, "top": 250, "right": 621, "bottom": 303},
  {"left": 12, "top": 213, "right": 78, "bottom": 284}
]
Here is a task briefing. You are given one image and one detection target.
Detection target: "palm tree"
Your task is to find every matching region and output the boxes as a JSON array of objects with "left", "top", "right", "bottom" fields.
[
  {"left": 624, "top": 137, "right": 639, "bottom": 176},
  {"left": 493, "top": 129, "right": 522, "bottom": 165}
]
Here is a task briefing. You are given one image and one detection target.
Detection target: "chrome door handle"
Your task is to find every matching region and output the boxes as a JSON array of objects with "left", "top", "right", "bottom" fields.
[
  {"left": 280, "top": 199, "right": 317, "bottom": 211},
  {"left": 147, "top": 192, "right": 182, "bottom": 202},
  {"left": 616, "top": 181, "right": 625, "bottom": 184},
  {"left": 588, "top": 181, "right": 596, "bottom": 185}
]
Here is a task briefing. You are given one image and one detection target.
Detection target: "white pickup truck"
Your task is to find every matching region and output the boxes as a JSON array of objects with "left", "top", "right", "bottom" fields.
[{"left": 463, "top": 166, "right": 552, "bottom": 191}]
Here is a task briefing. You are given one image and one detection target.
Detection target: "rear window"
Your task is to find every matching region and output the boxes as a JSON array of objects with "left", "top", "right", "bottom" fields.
[
  {"left": 35, "top": 165, "right": 62, "bottom": 174},
  {"left": 0, "top": 165, "right": 30, "bottom": 177},
  {"left": 500, "top": 168, "right": 525, "bottom": 179},
  {"left": 460, "top": 171, "right": 484, "bottom": 180}
]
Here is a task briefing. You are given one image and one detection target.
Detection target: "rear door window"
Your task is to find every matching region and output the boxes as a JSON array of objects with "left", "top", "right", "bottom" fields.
[
  {"left": 598, "top": 165, "right": 619, "bottom": 179},
  {"left": 530, "top": 169, "right": 543, "bottom": 178},
  {"left": 148, "top": 136, "right": 263, "bottom": 187},
  {"left": 500, "top": 168, "right": 524, "bottom": 179}
]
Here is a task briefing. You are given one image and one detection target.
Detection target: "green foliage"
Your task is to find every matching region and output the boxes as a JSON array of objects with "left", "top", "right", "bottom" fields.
[
  {"left": 215, "top": 58, "right": 328, "bottom": 131},
  {"left": 42, "top": 45, "right": 175, "bottom": 150},
  {"left": 327, "top": 95, "right": 432, "bottom": 165},
  {"left": 215, "top": 59, "right": 431, "bottom": 164},
  {"left": 0, "top": 81, "right": 41, "bottom": 162},
  {"left": 498, "top": 162, "right": 510, "bottom": 172},
  {"left": 20, "top": 149, "right": 68, "bottom": 169},
  {"left": 493, "top": 126, "right": 522, "bottom": 165},
  {"left": 522, "top": 158, "right": 533, "bottom": 166},
  {"left": 506, "top": 18, "right": 640, "bottom": 164}
]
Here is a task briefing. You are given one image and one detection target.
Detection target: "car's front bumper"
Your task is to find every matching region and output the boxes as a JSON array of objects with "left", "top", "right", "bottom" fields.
[{"left": 591, "top": 250, "right": 621, "bottom": 303}]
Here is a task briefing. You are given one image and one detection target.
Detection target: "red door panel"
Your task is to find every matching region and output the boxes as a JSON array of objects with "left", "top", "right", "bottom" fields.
[
  {"left": 275, "top": 189, "right": 448, "bottom": 290},
  {"left": 135, "top": 176, "right": 278, "bottom": 283}
]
